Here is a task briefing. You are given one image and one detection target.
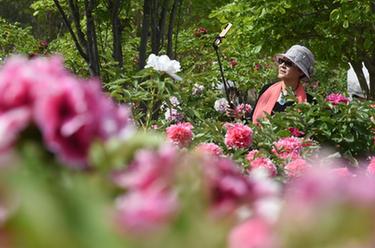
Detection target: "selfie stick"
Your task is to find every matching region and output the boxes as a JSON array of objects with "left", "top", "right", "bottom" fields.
[{"left": 213, "top": 23, "right": 234, "bottom": 108}]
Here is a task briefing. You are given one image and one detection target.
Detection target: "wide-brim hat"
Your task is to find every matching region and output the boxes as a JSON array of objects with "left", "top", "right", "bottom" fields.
[{"left": 275, "top": 45, "right": 315, "bottom": 79}]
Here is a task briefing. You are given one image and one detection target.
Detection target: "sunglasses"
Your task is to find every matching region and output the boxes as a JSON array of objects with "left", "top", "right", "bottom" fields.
[{"left": 277, "top": 58, "right": 295, "bottom": 67}]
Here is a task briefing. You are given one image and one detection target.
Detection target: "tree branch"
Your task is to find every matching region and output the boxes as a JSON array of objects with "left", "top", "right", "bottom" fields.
[{"left": 53, "top": 0, "right": 88, "bottom": 61}]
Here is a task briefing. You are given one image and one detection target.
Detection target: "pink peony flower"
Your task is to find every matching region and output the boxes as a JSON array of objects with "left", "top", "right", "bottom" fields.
[
  {"left": 288, "top": 127, "right": 305, "bottom": 137},
  {"left": 195, "top": 143, "right": 223, "bottom": 157},
  {"left": 194, "top": 27, "right": 208, "bottom": 37},
  {"left": 285, "top": 158, "right": 311, "bottom": 178},
  {"left": 249, "top": 157, "right": 277, "bottom": 177},
  {"left": 35, "top": 78, "right": 132, "bottom": 167},
  {"left": 325, "top": 93, "right": 350, "bottom": 105},
  {"left": 367, "top": 157, "right": 375, "bottom": 176},
  {"left": 224, "top": 123, "right": 253, "bottom": 149},
  {"left": 228, "top": 217, "right": 273, "bottom": 248},
  {"left": 228, "top": 104, "right": 252, "bottom": 119},
  {"left": 116, "top": 188, "right": 178, "bottom": 233},
  {"left": 272, "top": 137, "right": 303, "bottom": 160},
  {"left": 203, "top": 157, "right": 256, "bottom": 215},
  {"left": 113, "top": 145, "right": 178, "bottom": 191},
  {"left": 246, "top": 149, "right": 259, "bottom": 162},
  {"left": 166, "top": 122, "right": 193, "bottom": 148},
  {"left": 0, "top": 56, "right": 133, "bottom": 167}
]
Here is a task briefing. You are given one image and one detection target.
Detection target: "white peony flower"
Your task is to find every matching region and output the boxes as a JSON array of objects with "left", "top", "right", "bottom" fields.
[
  {"left": 145, "top": 54, "right": 182, "bottom": 81},
  {"left": 214, "top": 98, "right": 229, "bottom": 113}
]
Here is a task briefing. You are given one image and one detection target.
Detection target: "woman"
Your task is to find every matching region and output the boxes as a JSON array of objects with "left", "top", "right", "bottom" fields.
[{"left": 250, "top": 45, "right": 315, "bottom": 124}]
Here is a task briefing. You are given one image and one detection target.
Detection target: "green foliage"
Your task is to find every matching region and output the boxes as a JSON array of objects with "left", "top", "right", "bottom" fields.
[
  {"left": 253, "top": 98, "right": 375, "bottom": 159},
  {"left": 0, "top": 18, "right": 38, "bottom": 58}
]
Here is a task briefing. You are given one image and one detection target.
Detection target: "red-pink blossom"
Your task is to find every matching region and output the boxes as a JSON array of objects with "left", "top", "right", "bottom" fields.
[
  {"left": 228, "top": 217, "right": 273, "bottom": 248},
  {"left": 367, "top": 157, "right": 375, "bottom": 176},
  {"left": 116, "top": 188, "right": 178, "bottom": 233},
  {"left": 325, "top": 93, "right": 350, "bottom": 105},
  {"left": 228, "top": 104, "right": 252, "bottom": 119},
  {"left": 194, "top": 27, "right": 208, "bottom": 37},
  {"left": 166, "top": 122, "right": 193, "bottom": 148},
  {"left": 224, "top": 123, "right": 253, "bottom": 149},
  {"left": 285, "top": 158, "right": 311, "bottom": 178},
  {"left": 229, "top": 58, "right": 238, "bottom": 68},
  {"left": 288, "top": 127, "right": 305, "bottom": 137},
  {"left": 272, "top": 137, "right": 303, "bottom": 160},
  {"left": 195, "top": 143, "right": 223, "bottom": 157}
]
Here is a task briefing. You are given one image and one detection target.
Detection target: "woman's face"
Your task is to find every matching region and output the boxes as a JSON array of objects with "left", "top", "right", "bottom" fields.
[{"left": 276, "top": 57, "right": 304, "bottom": 81}]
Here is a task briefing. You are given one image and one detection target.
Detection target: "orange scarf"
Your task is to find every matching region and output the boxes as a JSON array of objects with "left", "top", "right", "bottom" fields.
[{"left": 252, "top": 81, "right": 307, "bottom": 124}]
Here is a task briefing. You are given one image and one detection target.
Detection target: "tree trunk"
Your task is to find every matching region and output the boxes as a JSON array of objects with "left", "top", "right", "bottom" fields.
[
  {"left": 158, "top": 0, "right": 170, "bottom": 49},
  {"left": 85, "top": 0, "right": 100, "bottom": 76},
  {"left": 139, "top": 0, "right": 152, "bottom": 69},
  {"left": 173, "top": 0, "right": 183, "bottom": 59},
  {"left": 167, "top": 0, "right": 179, "bottom": 58},
  {"left": 150, "top": 0, "right": 160, "bottom": 54},
  {"left": 108, "top": 0, "right": 124, "bottom": 68}
]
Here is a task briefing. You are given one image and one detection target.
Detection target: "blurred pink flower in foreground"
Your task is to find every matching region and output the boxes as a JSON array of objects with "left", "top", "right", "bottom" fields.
[
  {"left": 116, "top": 188, "right": 178, "bottom": 232},
  {"left": 367, "top": 157, "right": 375, "bottom": 175},
  {"left": 166, "top": 122, "right": 193, "bottom": 148},
  {"left": 224, "top": 123, "right": 253, "bottom": 149},
  {"left": 114, "top": 145, "right": 179, "bottom": 232},
  {"left": 272, "top": 137, "right": 303, "bottom": 160},
  {"left": 0, "top": 56, "right": 133, "bottom": 167},
  {"left": 284, "top": 158, "right": 311, "bottom": 178},
  {"left": 228, "top": 217, "right": 273, "bottom": 248},
  {"left": 195, "top": 143, "right": 223, "bottom": 157},
  {"left": 325, "top": 93, "right": 350, "bottom": 105},
  {"left": 113, "top": 145, "right": 178, "bottom": 191},
  {"left": 204, "top": 157, "right": 256, "bottom": 215},
  {"left": 278, "top": 169, "right": 375, "bottom": 247}
]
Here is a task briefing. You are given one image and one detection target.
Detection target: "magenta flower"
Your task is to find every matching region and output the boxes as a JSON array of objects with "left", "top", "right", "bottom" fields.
[
  {"left": 0, "top": 56, "right": 133, "bottom": 167},
  {"left": 285, "top": 158, "right": 311, "bottom": 178},
  {"left": 116, "top": 188, "right": 178, "bottom": 233},
  {"left": 195, "top": 143, "right": 223, "bottom": 157},
  {"left": 203, "top": 157, "right": 256, "bottom": 215},
  {"left": 224, "top": 123, "right": 253, "bottom": 149},
  {"left": 35, "top": 78, "right": 132, "bottom": 168},
  {"left": 325, "top": 93, "right": 350, "bottom": 105},
  {"left": 228, "top": 217, "right": 274, "bottom": 248},
  {"left": 288, "top": 127, "right": 305, "bottom": 137},
  {"left": 272, "top": 137, "right": 303, "bottom": 160},
  {"left": 166, "top": 122, "right": 193, "bottom": 148}
]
